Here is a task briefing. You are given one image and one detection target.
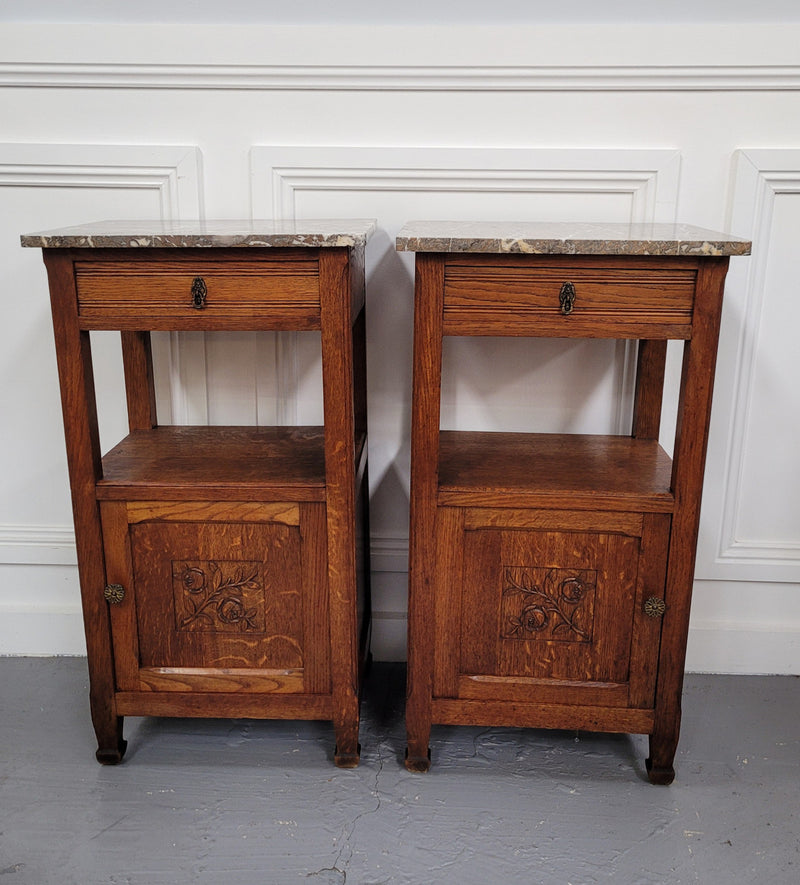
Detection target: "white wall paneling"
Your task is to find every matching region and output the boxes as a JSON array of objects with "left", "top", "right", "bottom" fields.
[
  {"left": 252, "top": 145, "right": 681, "bottom": 660},
  {"left": 0, "top": 143, "right": 203, "bottom": 653},
  {"left": 685, "top": 149, "right": 800, "bottom": 674},
  {"left": 699, "top": 149, "right": 800, "bottom": 582}
]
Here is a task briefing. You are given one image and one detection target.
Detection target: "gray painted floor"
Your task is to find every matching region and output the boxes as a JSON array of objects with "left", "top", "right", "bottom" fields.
[{"left": 0, "top": 659, "right": 797, "bottom": 884}]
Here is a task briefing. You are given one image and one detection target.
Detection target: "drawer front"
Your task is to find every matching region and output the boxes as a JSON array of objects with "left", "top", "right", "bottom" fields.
[
  {"left": 443, "top": 260, "right": 697, "bottom": 338},
  {"left": 75, "top": 257, "right": 320, "bottom": 329}
]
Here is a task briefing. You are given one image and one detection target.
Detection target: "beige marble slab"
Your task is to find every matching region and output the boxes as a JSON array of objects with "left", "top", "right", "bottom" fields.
[
  {"left": 21, "top": 219, "right": 377, "bottom": 249},
  {"left": 395, "top": 221, "right": 751, "bottom": 256}
]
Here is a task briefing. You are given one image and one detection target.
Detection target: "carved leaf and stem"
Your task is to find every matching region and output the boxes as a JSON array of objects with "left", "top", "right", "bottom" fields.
[{"left": 176, "top": 562, "right": 262, "bottom": 632}]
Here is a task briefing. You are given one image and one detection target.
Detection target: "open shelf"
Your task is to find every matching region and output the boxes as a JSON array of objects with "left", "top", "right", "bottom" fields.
[
  {"left": 96, "top": 426, "right": 327, "bottom": 501},
  {"left": 437, "top": 431, "right": 674, "bottom": 512}
]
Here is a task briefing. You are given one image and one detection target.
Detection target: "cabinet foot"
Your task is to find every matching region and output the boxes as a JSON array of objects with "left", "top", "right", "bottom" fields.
[
  {"left": 404, "top": 747, "right": 431, "bottom": 773},
  {"left": 334, "top": 744, "right": 361, "bottom": 769},
  {"left": 645, "top": 756, "right": 675, "bottom": 785},
  {"left": 95, "top": 739, "right": 127, "bottom": 765}
]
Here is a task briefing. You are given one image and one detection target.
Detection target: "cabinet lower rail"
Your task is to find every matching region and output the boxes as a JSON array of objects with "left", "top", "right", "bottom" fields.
[
  {"left": 115, "top": 690, "right": 336, "bottom": 720},
  {"left": 430, "top": 698, "right": 655, "bottom": 734}
]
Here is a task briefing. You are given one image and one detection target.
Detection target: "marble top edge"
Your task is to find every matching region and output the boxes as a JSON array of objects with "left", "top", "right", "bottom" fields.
[
  {"left": 20, "top": 219, "right": 377, "bottom": 249},
  {"left": 395, "top": 222, "right": 751, "bottom": 256}
]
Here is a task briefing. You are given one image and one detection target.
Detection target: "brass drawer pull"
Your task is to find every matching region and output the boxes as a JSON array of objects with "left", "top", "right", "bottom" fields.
[
  {"left": 104, "top": 583, "right": 125, "bottom": 605},
  {"left": 559, "top": 281, "right": 576, "bottom": 315},
  {"left": 191, "top": 276, "right": 207, "bottom": 309},
  {"left": 643, "top": 596, "right": 666, "bottom": 619}
]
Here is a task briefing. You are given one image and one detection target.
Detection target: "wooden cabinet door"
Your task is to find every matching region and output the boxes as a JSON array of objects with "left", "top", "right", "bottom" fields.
[
  {"left": 433, "top": 507, "right": 670, "bottom": 710},
  {"left": 100, "top": 501, "right": 329, "bottom": 696}
]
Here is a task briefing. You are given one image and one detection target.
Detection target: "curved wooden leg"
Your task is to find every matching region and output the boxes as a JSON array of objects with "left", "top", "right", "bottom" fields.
[
  {"left": 405, "top": 713, "right": 432, "bottom": 773},
  {"left": 333, "top": 704, "right": 361, "bottom": 768},
  {"left": 95, "top": 715, "right": 127, "bottom": 765},
  {"left": 646, "top": 728, "right": 678, "bottom": 785},
  {"left": 405, "top": 746, "right": 431, "bottom": 774}
]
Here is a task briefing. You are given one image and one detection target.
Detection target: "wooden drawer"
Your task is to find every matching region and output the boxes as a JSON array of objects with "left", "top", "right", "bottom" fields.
[
  {"left": 75, "top": 256, "right": 321, "bottom": 330},
  {"left": 442, "top": 258, "right": 698, "bottom": 338}
]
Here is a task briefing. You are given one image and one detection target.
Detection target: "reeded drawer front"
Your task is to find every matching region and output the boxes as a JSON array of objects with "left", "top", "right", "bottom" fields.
[
  {"left": 443, "top": 259, "right": 698, "bottom": 338},
  {"left": 75, "top": 257, "right": 321, "bottom": 329}
]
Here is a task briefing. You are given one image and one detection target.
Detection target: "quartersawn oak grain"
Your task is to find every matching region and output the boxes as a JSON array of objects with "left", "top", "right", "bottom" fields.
[
  {"left": 403, "top": 234, "right": 745, "bottom": 785},
  {"left": 32, "top": 225, "right": 372, "bottom": 767}
]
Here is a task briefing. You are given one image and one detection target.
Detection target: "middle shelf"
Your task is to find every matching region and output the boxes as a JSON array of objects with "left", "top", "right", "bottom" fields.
[
  {"left": 436, "top": 431, "right": 674, "bottom": 512},
  {"left": 96, "top": 426, "right": 339, "bottom": 502}
]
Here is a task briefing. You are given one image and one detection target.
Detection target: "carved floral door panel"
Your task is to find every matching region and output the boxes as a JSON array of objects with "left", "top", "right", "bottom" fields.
[
  {"left": 433, "top": 508, "right": 670, "bottom": 710},
  {"left": 100, "top": 501, "right": 330, "bottom": 696}
]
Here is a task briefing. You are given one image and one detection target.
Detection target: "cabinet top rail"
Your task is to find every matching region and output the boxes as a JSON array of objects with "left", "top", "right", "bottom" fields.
[
  {"left": 21, "top": 218, "right": 377, "bottom": 250},
  {"left": 396, "top": 221, "right": 750, "bottom": 256}
]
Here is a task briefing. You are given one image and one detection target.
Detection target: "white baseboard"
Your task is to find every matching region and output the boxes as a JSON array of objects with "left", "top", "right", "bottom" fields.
[
  {"left": 0, "top": 608, "right": 86, "bottom": 656},
  {"left": 686, "top": 625, "right": 800, "bottom": 675}
]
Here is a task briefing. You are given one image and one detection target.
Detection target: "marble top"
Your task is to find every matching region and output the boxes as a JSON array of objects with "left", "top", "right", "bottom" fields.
[
  {"left": 395, "top": 222, "right": 751, "bottom": 256},
  {"left": 20, "top": 219, "right": 377, "bottom": 249}
]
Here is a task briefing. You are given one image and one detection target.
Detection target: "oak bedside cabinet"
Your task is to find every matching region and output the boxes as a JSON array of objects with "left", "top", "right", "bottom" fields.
[
  {"left": 397, "top": 221, "right": 750, "bottom": 784},
  {"left": 22, "top": 219, "right": 374, "bottom": 767}
]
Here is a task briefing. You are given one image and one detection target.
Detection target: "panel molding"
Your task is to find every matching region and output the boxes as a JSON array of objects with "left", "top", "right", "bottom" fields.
[
  {"left": 252, "top": 145, "right": 680, "bottom": 437},
  {"left": 0, "top": 142, "right": 203, "bottom": 570},
  {"left": 0, "top": 143, "right": 202, "bottom": 217},
  {"left": 3, "top": 62, "right": 800, "bottom": 92},
  {"left": 701, "top": 149, "right": 800, "bottom": 581},
  {"left": 0, "top": 524, "right": 76, "bottom": 566},
  {"left": 254, "top": 147, "right": 680, "bottom": 225}
]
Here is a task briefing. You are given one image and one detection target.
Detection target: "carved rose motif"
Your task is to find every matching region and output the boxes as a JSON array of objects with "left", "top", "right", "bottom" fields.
[
  {"left": 174, "top": 561, "right": 263, "bottom": 633},
  {"left": 519, "top": 604, "right": 548, "bottom": 632},
  {"left": 181, "top": 567, "right": 206, "bottom": 592},
  {"left": 559, "top": 577, "right": 585, "bottom": 603},
  {"left": 217, "top": 596, "right": 247, "bottom": 625}
]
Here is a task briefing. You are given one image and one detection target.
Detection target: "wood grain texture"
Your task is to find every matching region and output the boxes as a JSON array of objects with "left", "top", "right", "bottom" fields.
[
  {"left": 99, "top": 501, "right": 140, "bottom": 692},
  {"left": 137, "top": 668, "right": 305, "bottom": 694},
  {"left": 632, "top": 339, "right": 668, "bottom": 439},
  {"left": 462, "top": 508, "right": 643, "bottom": 535},
  {"left": 75, "top": 251, "right": 321, "bottom": 330},
  {"left": 125, "top": 501, "right": 301, "bottom": 525},
  {"left": 115, "top": 691, "right": 335, "bottom": 720},
  {"left": 319, "top": 248, "right": 363, "bottom": 763},
  {"left": 431, "top": 698, "right": 655, "bottom": 733},
  {"left": 39, "top": 236, "right": 369, "bottom": 765},
  {"left": 648, "top": 257, "right": 730, "bottom": 783},
  {"left": 628, "top": 513, "right": 671, "bottom": 709},
  {"left": 405, "top": 247, "right": 734, "bottom": 783},
  {"left": 120, "top": 331, "right": 158, "bottom": 431},
  {"left": 438, "top": 432, "right": 674, "bottom": 512},
  {"left": 301, "top": 502, "right": 332, "bottom": 696},
  {"left": 97, "top": 426, "right": 326, "bottom": 501},
  {"left": 444, "top": 260, "right": 695, "bottom": 338},
  {"left": 432, "top": 506, "right": 465, "bottom": 700},
  {"left": 43, "top": 249, "right": 126, "bottom": 762},
  {"left": 405, "top": 252, "right": 446, "bottom": 771}
]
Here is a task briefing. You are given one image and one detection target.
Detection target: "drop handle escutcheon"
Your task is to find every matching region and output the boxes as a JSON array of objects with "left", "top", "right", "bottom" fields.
[
  {"left": 191, "top": 276, "right": 207, "bottom": 309},
  {"left": 559, "top": 281, "right": 576, "bottom": 315}
]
